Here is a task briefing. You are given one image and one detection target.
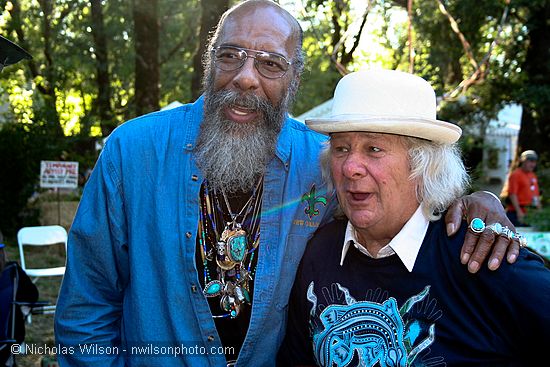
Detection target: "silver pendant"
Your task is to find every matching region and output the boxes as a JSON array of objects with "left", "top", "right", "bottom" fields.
[{"left": 216, "top": 226, "right": 248, "bottom": 270}]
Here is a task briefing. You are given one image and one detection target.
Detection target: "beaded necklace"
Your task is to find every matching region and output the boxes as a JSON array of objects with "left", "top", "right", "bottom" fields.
[{"left": 199, "top": 177, "right": 263, "bottom": 318}]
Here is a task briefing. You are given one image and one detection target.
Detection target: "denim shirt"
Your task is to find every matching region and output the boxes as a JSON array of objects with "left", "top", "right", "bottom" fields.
[{"left": 54, "top": 97, "right": 334, "bottom": 366}]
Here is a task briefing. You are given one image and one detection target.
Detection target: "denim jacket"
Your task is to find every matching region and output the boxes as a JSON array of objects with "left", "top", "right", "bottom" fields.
[{"left": 54, "top": 97, "right": 334, "bottom": 366}]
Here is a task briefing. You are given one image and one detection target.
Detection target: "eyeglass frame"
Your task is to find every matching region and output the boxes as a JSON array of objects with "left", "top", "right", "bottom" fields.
[{"left": 211, "top": 45, "right": 293, "bottom": 79}]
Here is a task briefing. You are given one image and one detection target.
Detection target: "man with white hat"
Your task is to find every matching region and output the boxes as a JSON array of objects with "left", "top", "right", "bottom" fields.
[
  {"left": 279, "top": 69, "right": 548, "bottom": 366},
  {"left": 503, "top": 149, "right": 542, "bottom": 226}
]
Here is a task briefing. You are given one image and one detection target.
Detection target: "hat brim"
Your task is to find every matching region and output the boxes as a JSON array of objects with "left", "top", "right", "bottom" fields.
[
  {"left": 0, "top": 36, "right": 32, "bottom": 67},
  {"left": 306, "top": 116, "right": 461, "bottom": 144}
]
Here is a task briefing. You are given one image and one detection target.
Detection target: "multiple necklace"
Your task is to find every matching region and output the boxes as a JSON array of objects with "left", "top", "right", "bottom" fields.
[{"left": 198, "top": 177, "right": 263, "bottom": 318}]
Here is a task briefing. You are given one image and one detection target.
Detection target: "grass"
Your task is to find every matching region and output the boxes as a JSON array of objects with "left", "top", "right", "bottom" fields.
[{"left": 4, "top": 238, "right": 64, "bottom": 367}]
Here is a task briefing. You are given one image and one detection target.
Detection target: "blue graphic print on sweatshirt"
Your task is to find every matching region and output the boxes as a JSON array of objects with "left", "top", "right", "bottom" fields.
[{"left": 308, "top": 283, "right": 441, "bottom": 367}]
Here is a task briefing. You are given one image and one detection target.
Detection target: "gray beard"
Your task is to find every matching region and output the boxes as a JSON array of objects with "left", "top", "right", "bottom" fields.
[{"left": 195, "top": 88, "right": 290, "bottom": 193}]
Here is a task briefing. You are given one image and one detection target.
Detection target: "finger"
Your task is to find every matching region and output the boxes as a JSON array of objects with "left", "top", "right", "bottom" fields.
[
  {"left": 496, "top": 224, "right": 520, "bottom": 265},
  {"left": 461, "top": 216, "right": 486, "bottom": 264},
  {"left": 445, "top": 199, "right": 465, "bottom": 236},
  {"left": 506, "top": 237, "right": 521, "bottom": 264},
  {"left": 487, "top": 235, "right": 512, "bottom": 271},
  {"left": 461, "top": 228, "right": 481, "bottom": 267},
  {"left": 466, "top": 229, "right": 495, "bottom": 273},
  {"left": 483, "top": 205, "right": 518, "bottom": 265}
]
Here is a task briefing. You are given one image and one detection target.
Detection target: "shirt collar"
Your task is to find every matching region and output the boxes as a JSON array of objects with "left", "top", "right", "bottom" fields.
[{"left": 340, "top": 204, "right": 429, "bottom": 272}]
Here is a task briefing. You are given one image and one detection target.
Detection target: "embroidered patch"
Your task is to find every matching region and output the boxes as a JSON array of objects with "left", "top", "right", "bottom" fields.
[{"left": 301, "top": 184, "right": 327, "bottom": 219}]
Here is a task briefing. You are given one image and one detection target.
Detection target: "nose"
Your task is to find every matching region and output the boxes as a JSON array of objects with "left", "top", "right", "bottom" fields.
[
  {"left": 232, "top": 56, "right": 261, "bottom": 92},
  {"left": 341, "top": 153, "right": 367, "bottom": 180}
]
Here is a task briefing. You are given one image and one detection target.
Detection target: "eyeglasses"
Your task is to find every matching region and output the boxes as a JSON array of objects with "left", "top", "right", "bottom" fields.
[{"left": 211, "top": 46, "right": 292, "bottom": 79}]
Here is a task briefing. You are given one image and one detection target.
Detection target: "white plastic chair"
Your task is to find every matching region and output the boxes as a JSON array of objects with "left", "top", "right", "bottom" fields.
[
  {"left": 17, "top": 225, "right": 67, "bottom": 280},
  {"left": 17, "top": 225, "right": 67, "bottom": 318}
]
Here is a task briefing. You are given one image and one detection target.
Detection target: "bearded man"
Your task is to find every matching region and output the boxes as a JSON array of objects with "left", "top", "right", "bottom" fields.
[{"left": 54, "top": 1, "right": 520, "bottom": 366}]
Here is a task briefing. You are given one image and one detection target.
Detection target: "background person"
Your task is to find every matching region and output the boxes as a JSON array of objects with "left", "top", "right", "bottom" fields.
[
  {"left": 279, "top": 70, "right": 549, "bottom": 366},
  {"left": 54, "top": 1, "right": 519, "bottom": 366},
  {"left": 501, "top": 149, "right": 542, "bottom": 226}
]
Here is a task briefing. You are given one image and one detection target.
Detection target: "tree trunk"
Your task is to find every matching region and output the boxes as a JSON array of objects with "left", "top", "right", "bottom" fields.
[
  {"left": 90, "top": 0, "right": 115, "bottom": 137},
  {"left": 133, "top": 0, "right": 160, "bottom": 116},
  {"left": 191, "top": 0, "right": 229, "bottom": 99},
  {"left": 516, "top": 2, "right": 550, "bottom": 160},
  {"left": 38, "top": 0, "right": 63, "bottom": 136},
  {"left": 9, "top": 0, "right": 63, "bottom": 137}
]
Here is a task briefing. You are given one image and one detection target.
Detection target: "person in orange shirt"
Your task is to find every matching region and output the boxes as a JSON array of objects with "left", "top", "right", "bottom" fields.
[{"left": 504, "top": 150, "right": 542, "bottom": 226}]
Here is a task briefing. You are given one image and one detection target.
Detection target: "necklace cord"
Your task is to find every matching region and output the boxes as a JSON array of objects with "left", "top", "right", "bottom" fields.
[{"left": 199, "top": 176, "right": 264, "bottom": 318}]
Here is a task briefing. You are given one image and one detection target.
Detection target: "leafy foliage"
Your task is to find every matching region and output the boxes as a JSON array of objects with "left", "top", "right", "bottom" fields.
[
  {"left": 0, "top": 0, "right": 549, "bottom": 234},
  {"left": 0, "top": 121, "right": 64, "bottom": 236},
  {"left": 525, "top": 206, "right": 550, "bottom": 232}
]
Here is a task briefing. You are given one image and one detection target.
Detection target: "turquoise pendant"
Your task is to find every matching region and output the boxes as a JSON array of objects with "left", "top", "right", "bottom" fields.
[
  {"left": 226, "top": 230, "right": 247, "bottom": 262},
  {"left": 203, "top": 280, "right": 223, "bottom": 297}
]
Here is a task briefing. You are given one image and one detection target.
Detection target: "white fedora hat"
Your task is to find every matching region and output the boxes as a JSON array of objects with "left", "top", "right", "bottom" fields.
[{"left": 306, "top": 69, "right": 462, "bottom": 144}]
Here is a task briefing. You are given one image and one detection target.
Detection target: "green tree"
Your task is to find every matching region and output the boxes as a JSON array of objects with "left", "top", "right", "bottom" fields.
[
  {"left": 513, "top": 0, "right": 550, "bottom": 162},
  {"left": 133, "top": 0, "right": 160, "bottom": 115},
  {"left": 2, "top": 0, "right": 550, "bottom": 234},
  {"left": 295, "top": 0, "right": 549, "bottom": 187},
  {"left": 90, "top": 0, "right": 116, "bottom": 136},
  {"left": 190, "top": 0, "right": 229, "bottom": 100}
]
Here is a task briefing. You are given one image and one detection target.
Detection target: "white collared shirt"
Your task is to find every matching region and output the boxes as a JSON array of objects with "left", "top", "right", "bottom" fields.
[{"left": 340, "top": 204, "right": 429, "bottom": 272}]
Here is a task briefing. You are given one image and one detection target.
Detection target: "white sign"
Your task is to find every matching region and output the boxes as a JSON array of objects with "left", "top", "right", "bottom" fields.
[{"left": 40, "top": 161, "right": 79, "bottom": 189}]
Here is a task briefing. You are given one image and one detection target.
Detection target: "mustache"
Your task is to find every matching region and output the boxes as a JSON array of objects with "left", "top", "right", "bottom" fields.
[
  {"left": 206, "top": 89, "right": 277, "bottom": 123},
  {"left": 196, "top": 74, "right": 291, "bottom": 192}
]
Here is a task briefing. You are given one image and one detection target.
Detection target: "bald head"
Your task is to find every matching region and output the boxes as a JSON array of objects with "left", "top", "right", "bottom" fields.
[
  {"left": 221, "top": 1, "right": 302, "bottom": 39},
  {"left": 208, "top": 0, "right": 304, "bottom": 76}
]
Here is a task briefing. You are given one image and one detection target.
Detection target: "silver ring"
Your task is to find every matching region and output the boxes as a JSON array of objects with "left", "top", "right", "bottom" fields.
[
  {"left": 500, "top": 226, "right": 515, "bottom": 240},
  {"left": 516, "top": 234, "right": 528, "bottom": 248},
  {"left": 487, "top": 223, "right": 503, "bottom": 235},
  {"left": 469, "top": 218, "right": 485, "bottom": 234}
]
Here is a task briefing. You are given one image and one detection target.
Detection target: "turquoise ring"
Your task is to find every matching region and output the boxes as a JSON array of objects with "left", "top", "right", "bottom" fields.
[
  {"left": 469, "top": 218, "right": 485, "bottom": 234},
  {"left": 487, "top": 223, "right": 503, "bottom": 235}
]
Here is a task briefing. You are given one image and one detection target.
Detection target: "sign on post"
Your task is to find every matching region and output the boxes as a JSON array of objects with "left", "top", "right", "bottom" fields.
[{"left": 40, "top": 161, "right": 79, "bottom": 189}]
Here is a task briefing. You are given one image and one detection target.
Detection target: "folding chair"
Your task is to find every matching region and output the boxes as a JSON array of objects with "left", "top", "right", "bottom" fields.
[
  {"left": 17, "top": 225, "right": 67, "bottom": 317},
  {"left": 17, "top": 225, "right": 67, "bottom": 281}
]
